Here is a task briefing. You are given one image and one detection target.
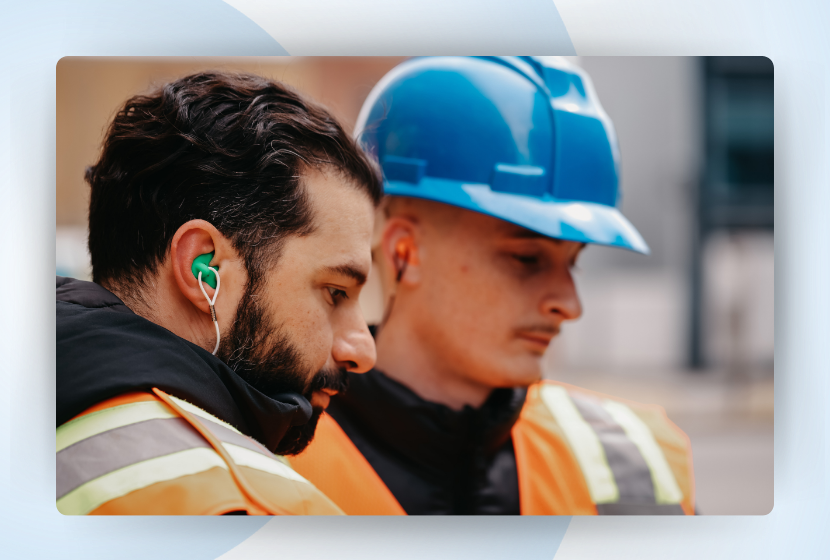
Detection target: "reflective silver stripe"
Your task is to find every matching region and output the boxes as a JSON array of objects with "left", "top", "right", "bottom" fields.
[
  {"left": 56, "top": 400, "right": 176, "bottom": 452},
  {"left": 163, "top": 396, "right": 296, "bottom": 464},
  {"left": 57, "top": 448, "right": 228, "bottom": 515},
  {"left": 189, "top": 413, "right": 274, "bottom": 458},
  {"left": 56, "top": 392, "right": 320, "bottom": 517},
  {"left": 169, "top": 395, "right": 243, "bottom": 435},
  {"left": 596, "top": 503, "right": 685, "bottom": 515},
  {"left": 602, "top": 400, "right": 683, "bottom": 504},
  {"left": 225, "top": 444, "right": 311, "bottom": 484},
  {"left": 539, "top": 385, "right": 619, "bottom": 503},
  {"left": 57, "top": 417, "right": 209, "bottom": 499},
  {"left": 570, "top": 394, "right": 656, "bottom": 504},
  {"left": 57, "top": 396, "right": 304, "bottom": 505}
]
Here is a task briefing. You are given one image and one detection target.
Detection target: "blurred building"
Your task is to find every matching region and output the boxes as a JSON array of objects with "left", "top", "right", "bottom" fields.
[{"left": 545, "top": 57, "right": 774, "bottom": 375}]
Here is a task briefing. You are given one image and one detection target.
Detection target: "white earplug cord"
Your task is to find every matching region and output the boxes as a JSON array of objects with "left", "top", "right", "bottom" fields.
[{"left": 197, "top": 267, "right": 221, "bottom": 355}]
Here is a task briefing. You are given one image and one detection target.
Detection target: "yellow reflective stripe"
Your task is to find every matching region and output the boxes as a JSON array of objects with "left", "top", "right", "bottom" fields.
[
  {"left": 168, "top": 395, "right": 243, "bottom": 435},
  {"left": 224, "top": 443, "right": 310, "bottom": 484},
  {"left": 57, "top": 401, "right": 176, "bottom": 452},
  {"left": 602, "top": 400, "right": 683, "bottom": 504},
  {"left": 539, "top": 385, "right": 619, "bottom": 503},
  {"left": 56, "top": 447, "right": 228, "bottom": 515}
]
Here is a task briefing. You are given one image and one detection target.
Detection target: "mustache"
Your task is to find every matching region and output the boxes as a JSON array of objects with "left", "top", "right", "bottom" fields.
[
  {"left": 304, "top": 366, "right": 350, "bottom": 397},
  {"left": 515, "top": 324, "right": 561, "bottom": 336}
]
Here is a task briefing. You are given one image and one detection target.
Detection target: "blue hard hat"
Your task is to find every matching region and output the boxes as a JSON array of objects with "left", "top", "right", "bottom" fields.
[{"left": 356, "top": 56, "right": 649, "bottom": 254}]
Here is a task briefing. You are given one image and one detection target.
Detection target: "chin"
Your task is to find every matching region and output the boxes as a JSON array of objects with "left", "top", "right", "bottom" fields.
[
  {"left": 500, "top": 372, "right": 544, "bottom": 389},
  {"left": 479, "top": 356, "right": 544, "bottom": 389}
]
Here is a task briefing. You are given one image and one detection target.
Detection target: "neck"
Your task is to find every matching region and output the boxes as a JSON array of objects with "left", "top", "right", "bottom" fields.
[
  {"left": 375, "top": 308, "right": 493, "bottom": 411},
  {"left": 104, "top": 273, "right": 216, "bottom": 353}
]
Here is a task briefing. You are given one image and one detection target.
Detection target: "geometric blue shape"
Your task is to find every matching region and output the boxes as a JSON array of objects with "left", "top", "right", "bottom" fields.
[{"left": 383, "top": 156, "right": 428, "bottom": 184}]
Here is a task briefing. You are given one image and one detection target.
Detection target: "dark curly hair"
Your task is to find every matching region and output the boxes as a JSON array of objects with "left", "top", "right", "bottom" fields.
[{"left": 86, "top": 71, "right": 382, "bottom": 293}]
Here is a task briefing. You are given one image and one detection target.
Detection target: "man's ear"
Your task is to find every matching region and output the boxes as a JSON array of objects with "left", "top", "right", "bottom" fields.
[
  {"left": 380, "top": 216, "right": 421, "bottom": 287},
  {"left": 170, "top": 220, "right": 227, "bottom": 314}
]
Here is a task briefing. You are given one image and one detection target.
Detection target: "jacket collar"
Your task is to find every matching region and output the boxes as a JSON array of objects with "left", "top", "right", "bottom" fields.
[
  {"left": 329, "top": 369, "right": 527, "bottom": 473},
  {"left": 56, "top": 276, "right": 312, "bottom": 453},
  {"left": 56, "top": 275, "right": 132, "bottom": 313}
]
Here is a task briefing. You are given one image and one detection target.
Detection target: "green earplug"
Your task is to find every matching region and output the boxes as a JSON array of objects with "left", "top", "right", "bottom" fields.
[{"left": 191, "top": 252, "right": 218, "bottom": 289}]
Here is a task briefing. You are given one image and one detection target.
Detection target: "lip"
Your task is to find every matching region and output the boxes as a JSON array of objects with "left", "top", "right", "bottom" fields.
[
  {"left": 517, "top": 331, "right": 555, "bottom": 349},
  {"left": 309, "top": 389, "right": 338, "bottom": 409}
]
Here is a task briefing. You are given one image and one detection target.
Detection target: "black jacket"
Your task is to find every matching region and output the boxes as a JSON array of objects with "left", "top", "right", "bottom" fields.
[
  {"left": 327, "top": 369, "right": 527, "bottom": 515},
  {"left": 56, "top": 276, "right": 311, "bottom": 453}
]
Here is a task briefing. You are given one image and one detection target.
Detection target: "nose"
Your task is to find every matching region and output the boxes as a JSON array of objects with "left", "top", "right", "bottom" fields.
[
  {"left": 540, "top": 268, "right": 582, "bottom": 322},
  {"left": 331, "top": 310, "right": 377, "bottom": 373}
]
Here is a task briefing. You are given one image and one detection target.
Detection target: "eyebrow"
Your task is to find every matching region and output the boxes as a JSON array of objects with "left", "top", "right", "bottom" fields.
[
  {"left": 504, "top": 228, "right": 588, "bottom": 249},
  {"left": 321, "top": 262, "right": 369, "bottom": 285},
  {"left": 507, "top": 229, "right": 551, "bottom": 240},
  {"left": 502, "top": 227, "right": 561, "bottom": 242}
]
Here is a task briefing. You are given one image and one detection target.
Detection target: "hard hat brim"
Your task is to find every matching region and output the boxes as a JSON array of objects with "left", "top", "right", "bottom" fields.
[{"left": 386, "top": 178, "right": 650, "bottom": 255}]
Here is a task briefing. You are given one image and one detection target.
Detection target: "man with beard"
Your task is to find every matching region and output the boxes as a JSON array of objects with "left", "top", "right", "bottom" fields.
[
  {"left": 291, "top": 57, "right": 695, "bottom": 515},
  {"left": 56, "top": 72, "right": 381, "bottom": 515}
]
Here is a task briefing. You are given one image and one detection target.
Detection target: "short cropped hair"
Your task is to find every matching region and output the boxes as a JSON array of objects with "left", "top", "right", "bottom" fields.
[{"left": 86, "top": 71, "right": 382, "bottom": 288}]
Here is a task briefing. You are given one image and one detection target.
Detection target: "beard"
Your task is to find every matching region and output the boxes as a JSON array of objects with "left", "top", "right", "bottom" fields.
[{"left": 216, "top": 283, "right": 349, "bottom": 456}]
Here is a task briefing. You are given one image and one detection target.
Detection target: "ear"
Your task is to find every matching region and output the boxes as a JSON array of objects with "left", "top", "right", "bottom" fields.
[
  {"left": 380, "top": 216, "right": 422, "bottom": 287},
  {"left": 170, "top": 220, "right": 231, "bottom": 314}
]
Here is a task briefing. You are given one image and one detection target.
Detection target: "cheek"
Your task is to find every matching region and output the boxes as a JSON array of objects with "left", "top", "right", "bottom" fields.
[
  {"left": 428, "top": 269, "right": 515, "bottom": 342},
  {"left": 282, "top": 298, "right": 333, "bottom": 370}
]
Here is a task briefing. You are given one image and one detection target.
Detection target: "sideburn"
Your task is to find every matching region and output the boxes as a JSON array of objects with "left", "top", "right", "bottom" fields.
[{"left": 217, "top": 273, "right": 310, "bottom": 400}]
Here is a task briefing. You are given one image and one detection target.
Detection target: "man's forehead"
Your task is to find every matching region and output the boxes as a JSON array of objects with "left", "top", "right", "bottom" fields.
[{"left": 303, "top": 170, "right": 374, "bottom": 227}]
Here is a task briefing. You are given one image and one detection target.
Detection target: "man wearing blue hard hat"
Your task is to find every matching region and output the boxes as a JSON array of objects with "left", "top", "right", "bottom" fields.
[{"left": 291, "top": 57, "right": 695, "bottom": 515}]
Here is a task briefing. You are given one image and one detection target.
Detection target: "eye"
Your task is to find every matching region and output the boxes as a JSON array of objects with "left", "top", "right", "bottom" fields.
[
  {"left": 570, "top": 245, "right": 586, "bottom": 270},
  {"left": 326, "top": 286, "right": 349, "bottom": 304},
  {"left": 512, "top": 254, "right": 540, "bottom": 266}
]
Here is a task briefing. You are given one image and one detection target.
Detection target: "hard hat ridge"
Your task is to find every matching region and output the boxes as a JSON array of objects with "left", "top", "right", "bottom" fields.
[{"left": 357, "top": 56, "right": 649, "bottom": 254}]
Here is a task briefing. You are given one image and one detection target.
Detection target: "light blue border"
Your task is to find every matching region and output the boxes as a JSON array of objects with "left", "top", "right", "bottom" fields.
[
  {"left": 221, "top": 0, "right": 574, "bottom": 55},
  {"left": 3, "top": 0, "right": 828, "bottom": 558}
]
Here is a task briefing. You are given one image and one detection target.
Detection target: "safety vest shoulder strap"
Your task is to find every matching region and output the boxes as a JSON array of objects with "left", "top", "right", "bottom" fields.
[
  {"left": 289, "top": 413, "right": 406, "bottom": 515},
  {"left": 57, "top": 390, "right": 343, "bottom": 515},
  {"left": 514, "top": 381, "right": 694, "bottom": 515}
]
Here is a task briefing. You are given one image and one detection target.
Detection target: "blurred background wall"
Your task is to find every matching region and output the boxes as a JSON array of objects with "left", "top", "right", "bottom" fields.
[{"left": 56, "top": 57, "right": 773, "bottom": 514}]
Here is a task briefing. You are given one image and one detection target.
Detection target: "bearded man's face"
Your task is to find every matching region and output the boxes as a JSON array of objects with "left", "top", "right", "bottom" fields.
[
  {"left": 216, "top": 168, "right": 377, "bottom": 454},
  {"left": 218, "top": 280, "right": 349, "bottom": 456}
]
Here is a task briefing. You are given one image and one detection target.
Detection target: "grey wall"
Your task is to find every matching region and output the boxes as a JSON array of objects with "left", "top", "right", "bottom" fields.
[{"left": 547, "top": 57, "right": 773, "bottom": 372}]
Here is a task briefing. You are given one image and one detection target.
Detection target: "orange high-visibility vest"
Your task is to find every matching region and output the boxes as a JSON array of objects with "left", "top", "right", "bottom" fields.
[
  {"left": 56, "top": 389, "right": 343, "bottom": 515},
  {"left": 290, "top": 380, "right": 695, "bottom": 515}
]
